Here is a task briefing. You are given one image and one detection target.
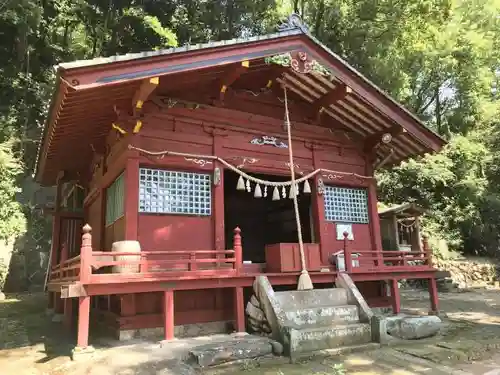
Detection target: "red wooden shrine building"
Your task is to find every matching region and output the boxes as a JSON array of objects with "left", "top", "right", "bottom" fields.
[{"left": 37, "top": 16, "right": 445, "bottom": 351}]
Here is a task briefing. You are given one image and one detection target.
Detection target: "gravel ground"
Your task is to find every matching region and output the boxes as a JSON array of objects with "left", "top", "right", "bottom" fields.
[{"left": 2, "top": 289, "right": 500, "bottom": 374}]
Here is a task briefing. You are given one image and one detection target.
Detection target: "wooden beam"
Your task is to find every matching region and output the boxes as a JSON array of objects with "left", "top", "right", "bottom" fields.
[
  {"left": 218, "top": 61, "right": 249, "bottom": 102},
  {"left": 312, "top": 83, "right": 352, "bottom": 113},
  {"left": 132, "top": 76, "right": 159, "bottom": 117},
  {"left": 363, "top": 125, "right": 406, "bottom": 154},
  {"left": 61, "top": 283, "right": 87, "bottom": 298}
]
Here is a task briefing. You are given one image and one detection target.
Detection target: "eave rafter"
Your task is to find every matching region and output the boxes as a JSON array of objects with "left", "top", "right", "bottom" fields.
[
  {"left": 131, "top": 76, "right": 159, "bottom": 133},
  {"left": 313, "top": 83, "right": 352, "bottom": 114},
  {"left": 217, "top": 61, "right": 249, "bottom": 102},
  {"left": 363, "top": 125, "right": 406, "bottom": 154}
]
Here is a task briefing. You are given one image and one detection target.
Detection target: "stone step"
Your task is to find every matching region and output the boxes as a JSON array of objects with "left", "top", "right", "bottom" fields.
[
  {"left": 284, "top": 304, "right": 360, "bottom": 326},
  {"left": 274, "top": 288, "right": 348, "bottom": 310},
  {"left": 287, "top": 322, "right": 372, "bottom": 357}
]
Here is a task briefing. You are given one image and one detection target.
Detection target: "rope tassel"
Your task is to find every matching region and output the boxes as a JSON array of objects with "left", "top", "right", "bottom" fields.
[
  {"left": 246, "top": 179, "right": 251, "bottom": 192},
  {"left": 303, "top": 179, "right": 311, "bottom": 194},
  {"left": 272, "top": 186, "right": 280, "bottom": 201},
  {"left": 236, "top": 176, "right": 245, "bottom": 190},
  {"left": 254, "top": 184, "right": 262, "bottom": 198}
]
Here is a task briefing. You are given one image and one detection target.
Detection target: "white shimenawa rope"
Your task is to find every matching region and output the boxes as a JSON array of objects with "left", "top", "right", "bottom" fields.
[
  {"left": 127, "top": 147, "right": 371, "bottom": 188},
  {"left": 283, "top": 85, "right": 312, "bottom": 290}
]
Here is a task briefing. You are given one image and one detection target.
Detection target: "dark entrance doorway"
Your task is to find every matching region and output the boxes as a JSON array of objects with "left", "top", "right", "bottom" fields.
[{"left": 224, "top": 170, "right": 313, "bottom": 263}]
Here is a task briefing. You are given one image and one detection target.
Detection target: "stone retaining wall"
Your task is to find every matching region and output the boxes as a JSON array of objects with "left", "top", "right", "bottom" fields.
[{"left": 434, "top": 258, "right": 500, "bottom": 288}]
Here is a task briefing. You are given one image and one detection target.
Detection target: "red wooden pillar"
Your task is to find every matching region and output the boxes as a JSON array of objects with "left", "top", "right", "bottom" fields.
[
  {"left": 63, "top": 298, "right": 73, "bottom": 329},
  {"left": 79, "top": 225, "right": 92, "bottom": 284},
  {"left": 428, "top": 277, "right": 439, "bottom": 314},
  {"left": 367, "top": 181, "right": 383, "bottom": 267},
  {"left": 233, "top": 227, "right": 242, "bottom": 274},
  {"left": 389, "top": 279, "right": 401, "bottom": 314},
  {"left": 75, "top": 225, "right": 93, "bottom": 348},
  {"left": 343, "top": 232, "right": 352, "bottom": 273},
  {"left": 163, "top": 290, "right": 174, "bottom": 341},
  {"left": 124, "top": 157, "right": 139, "bottom": 241},
  {"left": 77, "top": 296, "right": 91, "bottom": 348},
  {"left": 311, "top": 147, "right": 328, "bottom": 265},
  {"left": 123, "top": 157, "right": 139, "bottom": 317},
  {"left": 213, "top": 136, "right": 225, "bottom": 252},
  {"left": 234, "top": 286, "right": 245, "bottom": 333}
]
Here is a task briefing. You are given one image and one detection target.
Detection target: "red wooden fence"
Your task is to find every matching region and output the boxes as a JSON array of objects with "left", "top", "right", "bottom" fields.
[{"left": 49, "top": 226, "right": 434, "bottom": 284}]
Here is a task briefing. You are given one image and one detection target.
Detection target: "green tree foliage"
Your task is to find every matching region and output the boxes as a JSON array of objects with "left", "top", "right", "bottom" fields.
[{"left": 2, "top": 0, "right": 500, "bottom": 261}]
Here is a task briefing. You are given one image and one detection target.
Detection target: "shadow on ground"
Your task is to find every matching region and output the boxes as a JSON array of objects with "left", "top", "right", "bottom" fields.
[{"left": 0, "top": 293, "right": 73, "bottom": 358}]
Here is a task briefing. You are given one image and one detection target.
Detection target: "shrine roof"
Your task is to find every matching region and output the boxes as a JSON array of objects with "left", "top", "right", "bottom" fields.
[{"left": 34, "top": 14, "right": 446, "bottom": 186}]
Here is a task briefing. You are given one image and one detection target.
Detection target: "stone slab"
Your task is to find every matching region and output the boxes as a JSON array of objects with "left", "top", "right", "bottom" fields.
[
  {"left": 386, "top": 315, "right": 442, "bottom": 340},
  {"left": 71, "top": 345, "right": 95, "bottom": 361},
  {"left": 253, "top": 276, "right": 288, "bottom": 342},
  {"left": 186, "top": 336, "right": 274, "bottom": 367}
]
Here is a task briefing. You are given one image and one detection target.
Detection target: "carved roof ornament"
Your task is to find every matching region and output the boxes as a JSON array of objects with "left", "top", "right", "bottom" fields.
[
  {"left": 265, "top": 50, "right": 332, "bottom": 77},
  {"left": 250, "top": 135, "right": 288, "bottom": 148},
  {"left": 278, "top": 13, "right": 309, "bottom": 33}
]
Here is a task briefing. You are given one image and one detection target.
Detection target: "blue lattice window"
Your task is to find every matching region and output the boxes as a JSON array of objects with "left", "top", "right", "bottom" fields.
[
  {"left": 105, "top": 173, "right": 124, "bottom": 226},
  {"left": 139, "top": 168, "right": 211, "bottom": 216},
  {"left": 323, "top": 186, "right": 369, "bottom": 223}
]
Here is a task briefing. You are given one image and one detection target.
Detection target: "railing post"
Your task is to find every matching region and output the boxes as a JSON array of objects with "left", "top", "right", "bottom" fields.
[
  {"left": 234, "top": 227, "right": 242, "bottom": 274},
  {"left": 189, "top": 252, "right": 197, "bottom": 271},
  {"left": 343, "top": 231, "right": 352, "bottom": 273},
  {"left": 422, "top": 234, "right": 432, "bottom": 267},
  {"left": 80, "top": 224, "right": 92, "bottom": 283}
]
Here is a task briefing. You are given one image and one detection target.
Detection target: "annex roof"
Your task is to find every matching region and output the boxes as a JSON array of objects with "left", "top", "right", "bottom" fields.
[
  {"left": 378, "top": 203, "right": 427, "bottom": 218},
  {"left": 35, "top": 14, "right": 445, "bottom": 186}
]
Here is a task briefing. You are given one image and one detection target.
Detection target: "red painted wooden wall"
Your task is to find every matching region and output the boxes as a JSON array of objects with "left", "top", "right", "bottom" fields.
[{"left": 86, "top": 91, "right": 386, "bottom": 329}]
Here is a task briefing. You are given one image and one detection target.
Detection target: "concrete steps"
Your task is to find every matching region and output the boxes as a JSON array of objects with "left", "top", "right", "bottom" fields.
[
  {"left": 283, "top": 304, "right": 360, "bottom": 326},
  {"left": 275, "top": 288, "right": 372, "bottom": 357},
  {"left": 287, "top": 322, "right": 372, "bottom": 357},
  {"left": 251, "top": 277, "right": 375, "bottom": 360},
  {"left": 275, "top": 288, "right": 348, "bottom": 310}
]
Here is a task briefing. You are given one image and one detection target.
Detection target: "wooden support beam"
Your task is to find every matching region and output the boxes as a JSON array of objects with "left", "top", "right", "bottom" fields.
[
  {"left": 132, "top": 77, "right": 159, "bottom": 114},
  {"left": 389, "top": 279, "right": 401, "bottom": 314},
  {"left": 61, "top": 283, "right": 87, "bottom": 298},
  {"left": 164, "top": 290, "right": 174, "bottom": 341},
  {"left": 312, "top": 83, "right": 352, "bottom": 114},
  {"left": 218, "top": 61, "right": 249, "bottom": 102},
  {"left": 234, "top": 286, "right": 245, "bottom": 333},
  {"left": 77, "top": 296, "right": 90, "bottom": 348},
  {"left": 428, "top": 277, "right": 439, "bottom": 314},
  {"left": 363, "top": 125, "right": 406, "bottom": 154}
]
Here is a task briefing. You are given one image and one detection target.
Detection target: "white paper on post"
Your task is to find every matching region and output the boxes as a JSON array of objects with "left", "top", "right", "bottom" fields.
[{"left": 336, "top": 223, "right": 354, "bottom": 241}]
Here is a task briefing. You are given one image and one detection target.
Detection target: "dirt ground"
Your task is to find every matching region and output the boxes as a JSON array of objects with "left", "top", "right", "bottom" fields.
[{"left": 2, "top": 289, "right": 500, "bottom": 374}]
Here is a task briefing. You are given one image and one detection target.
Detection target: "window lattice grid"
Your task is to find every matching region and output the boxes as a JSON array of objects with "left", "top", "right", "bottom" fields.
[
  {"left": 105, "top": 173, "right": 124, "bottom": 226},
  {"left": 323, "top": 186, "right": 369, "bottom": 223},
  {"left": 139, "top": 168, "right": 212, "bottom": 216}
]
